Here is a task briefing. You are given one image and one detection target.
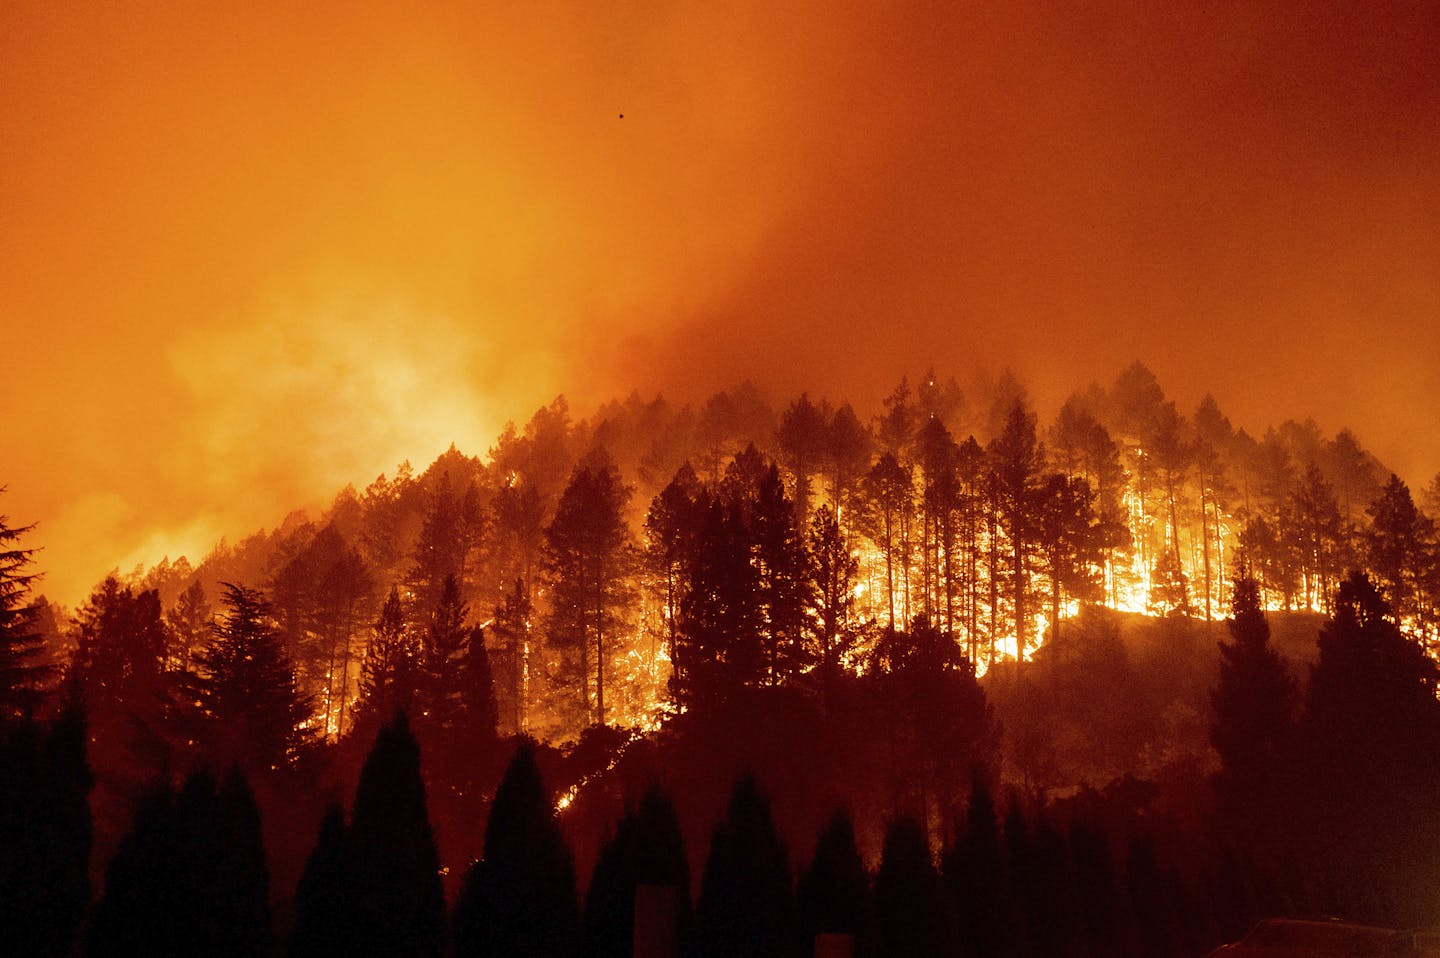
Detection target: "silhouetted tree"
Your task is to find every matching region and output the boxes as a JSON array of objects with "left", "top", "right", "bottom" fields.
[
  {"left": 1034, "top": 472, "right": 1105, "bottom": 641},
  {"left": 673, "top": 496, "right": 762, "bottom": 709},
  {"left": 694, "top": 774, "right": 796, "bottom": 958},
  {"left": 874, "top": 815, "right": 959, "bottom": 958},
  {"left": 68, "top": 577, "right": 171, "bottom": 782},
  {"left": 582, "top": 784, "right": 692, "bottom": 958},
  {"left": 87, "top": 768, "right": 271, "bottom": 957},
  {"left": 192, "top": 583, "right": 312, "bottom": 775},
  {"left": 822, "top": 403, "right": 873, "bottom": 535},
  {"left": 349, "top": 712, "right": 446, "bottom": 957},
  {"left": 797, "top": 809, "right": 874, "bottom": 957},
  {"left": 1290, "top": 464, "right": 1344, "bottom": 611},
  {"left": 168, "top": 578, "right": 213, "bottom": 672},
  {"left": 0, "top": 703, "right": 92, "bottom": 957},
  {"left": 488, "top": 478, "right": 544, "bottom": 612},
  {"left": 864, "top": 453, "right": 915, "bottom": 630},
  {"left": 353, "top": 585, "right": 419, "bottom": 739},
  {"left": 289, "top": 804, "right": 348, "bottom": 958},
  {"left": 753, "top": 465, "right": 814, "bottom": 685},
  {"left": 491, "top": 576, "right": 534, "bottom": 735},
  {"left": 410, "top": 471, "right": 468, "bottom": 614},
  {"left": 446, "top": 625, "right": 501, "bottom": 804},
  {"left": 1296, "top": 572, "right": 1440, "bottom": 923},
  {"left": 454, "top": 741, "right": 578, "bottom": 958},
  {"left": 990, "top": 402, "right": 1044, "bottom": 656},
  {"left": 544, "top": 450, "right": 635, "bottom": 728},
  {"left": 871, "top": 617, "right": 998, "bottom": 838},
  {"left": 1210, "top": 576, "right": 1296, "bottom": 845},
  {"left": 777, "top": 393, "right": 829, "bottom": 527},
  {"left": 0, "top": 493, "right": 49, "bottom": 719},
  {"left": 1365, "top": 475, "right": 1433, "bottom": 627},
  {"left": 645, "top": 463, "right": 705, "bottom": 689},
  {"left": 942, "top": 773, "right": 1009, "bottom": 958},
  {"left": 418, "top": 573, "right": 468, "bottom": 736},
  {"left": 807, "top": 505, "right": 858, "bottom": 686}
]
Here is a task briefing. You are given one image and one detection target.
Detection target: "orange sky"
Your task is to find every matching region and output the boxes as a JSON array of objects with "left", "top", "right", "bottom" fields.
[{"left": 3, "top": 1, "right": 1438, "bottom": 606}]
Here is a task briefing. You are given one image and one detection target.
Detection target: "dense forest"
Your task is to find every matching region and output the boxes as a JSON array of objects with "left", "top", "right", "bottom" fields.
[{"left": 4, "top": 361, "right": 1440, "bottom": 955}]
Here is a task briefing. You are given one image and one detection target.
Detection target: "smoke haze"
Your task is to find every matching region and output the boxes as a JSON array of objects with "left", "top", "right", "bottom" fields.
[{"left": 3, "top": 0, "right": 1438, "bottom": 603}]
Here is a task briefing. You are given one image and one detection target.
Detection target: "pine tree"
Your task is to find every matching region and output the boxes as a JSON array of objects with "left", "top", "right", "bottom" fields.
[
  {"left": 491, "top": 576, "right": 534, "bottom": 734},
  {"left": 777, "top": 393, "right": 829, "bottom": 528},
  {"left": 289, "top": 804, "right": 349, "bottom": 958},
  {"left": 797, "top": 809, "right": 873, "bottom": 957},
  {"left": 582, "top": 784, "right": 692, "bottom": 958},
  {"left": 1365, "top": 474, "right": 1434, "bottom": 627},
  {"left": 544, "top": 450, "right": 635, "bottom": 728},
  {"left": 694, "top": 774, "right": 796, "bottom": 958},
  {"left": 674, "top": 496, "right": 762, "bottom": 709},
  {"left": 1210, "top": 576, "right": 1296, "bottom": 843},
  {"left": 347, "top": 713, "right": 446, "bottom": 958},
  {"left": 0, "top": 493, "right": 48, "bottom": 719},
  {"left": 942, "top": 773, "right": 1009, "bottom": 958},
  {"left": 354, "top": 585, "right": 419, "bottom": 738},
  {"left": 989, "top": 402, "right": 1044, "bottom": 656},
  {"left": 447, "top": 625, "right": 501, "bottom": 801},
  {"left": 0, "top": 703, "right": 93, "bottom": 957},
  {"left": 168, "top": 578, "right": 213, "bottom": 673},
  {"left": 874, "top": 816, "right": 959, "bottom": 958},
  {"left": 753, "top": 465, "right": 814, "bottom": 685},
  {"left": 644, "top": 464, "right": 705, "bottom": 691},
  {"left": 1034, "top": 473, "right": 1105, "bottom": 641},
  {"left": 822, "top": 403, "right": 873, "bottom": 533},
  {"left": 87, "top": 769, "right": 271, "bottom": 958},
  {"left": 410, "top": 471, "right": 467, "bottom": 614},
  {"left": 807, "top": 505, "right": 859, "bottom": 682},
  {"left": 418, "top": 574, "right": 468, "bottom": 737},
  {"left": 454, "top": 741, "right": 579, "bottom": 958},
  {"left": 192, "top": 583, "right": 313, "bottom": 775},
  {"left": 1297, "top": 572, "right": 1440, "bottom": 923},
  {"left": 864, "top": 453, "right": 915, "bottom": 631}
]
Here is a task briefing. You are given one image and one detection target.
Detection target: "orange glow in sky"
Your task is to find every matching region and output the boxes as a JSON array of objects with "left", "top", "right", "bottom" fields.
[{"left": 3, "top": 1, "right": 1438, "bottom": 604}]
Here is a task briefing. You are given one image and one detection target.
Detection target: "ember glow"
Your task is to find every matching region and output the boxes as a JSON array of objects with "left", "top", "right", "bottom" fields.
[{"left": 6, "top": 6, "right": 1440, "bottom": 957}]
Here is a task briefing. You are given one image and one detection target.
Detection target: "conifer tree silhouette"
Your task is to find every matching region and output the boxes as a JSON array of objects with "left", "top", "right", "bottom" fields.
[
  {"left": 694, "top": 774, "right": 796, "bottom": 958},
  {"left": 454, "top": 740, "right": 578, "bottom": 958},
  {"left": 797, "top": 809, "right": 873, "bottom": 956}
]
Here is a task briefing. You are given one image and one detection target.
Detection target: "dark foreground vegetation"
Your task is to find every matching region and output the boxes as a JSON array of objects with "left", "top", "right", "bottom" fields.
[
  {"left": 4, "top": 569, "right": 1440, "bottom": 955},
  {"left": 4, "top": 364, "right": 1440, "bottom": 954}
]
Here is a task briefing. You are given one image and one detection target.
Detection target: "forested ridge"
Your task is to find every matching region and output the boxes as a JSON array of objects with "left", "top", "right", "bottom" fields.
[{"left": 4, "top": 360, "right": 1440, "bottom": 955}]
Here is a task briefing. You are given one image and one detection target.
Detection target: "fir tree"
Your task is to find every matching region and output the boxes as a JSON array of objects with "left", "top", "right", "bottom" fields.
[
  {"left": 544, "top": 450, "right": 635, "bottom": 728},
  {"left": 354, "top": 585, "right": 419, "bottom": 738},
  {"left": 694, "top": 774, "right": 796, "bottom": 958},
  {"left": 0, "top": 493, "right": 48, "bottom": 719},
  {"left": 797, "top": 809, "right": 873, "bottom": 957},
  {"left": 87, "top": 769, "right": 271, "bottom": 958},
  {"left": 874, "top": 816, "right": 959, "bottom": 958},
  {"left": 1210, "top": 576, "right": 1296, "bottom": 843},
  {"left": 418, "top": 574, "right": 468, "bottom": 737},
  {"left": 168, "top": 578, "right": 213, "bottom": 673},
  {"left": 347, "top": 713, "right": 446, "bottom": 958},
  {"left": 582, "top": 784, "right": 691, "bottom": 958},
  {"left": 192, "top": 583, "right": 313, "bottom": 774},
  {"left": 807, "top": 505, "right": 859, "bottom": 682},
  {"left": 454, "top": 741, "right": 579, "bottom": 958},
  {"left": 942, "top": 773, "right": 1009, "bottom": 958},
  {"left": 0, "top": 703, "right": 93, "bottom": 957},
  {"left": 753, "top": 464, "right": 814, "bottom": 685},
  {"left": 289, "top": 804, "right": 349, "bottom": 958}
]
